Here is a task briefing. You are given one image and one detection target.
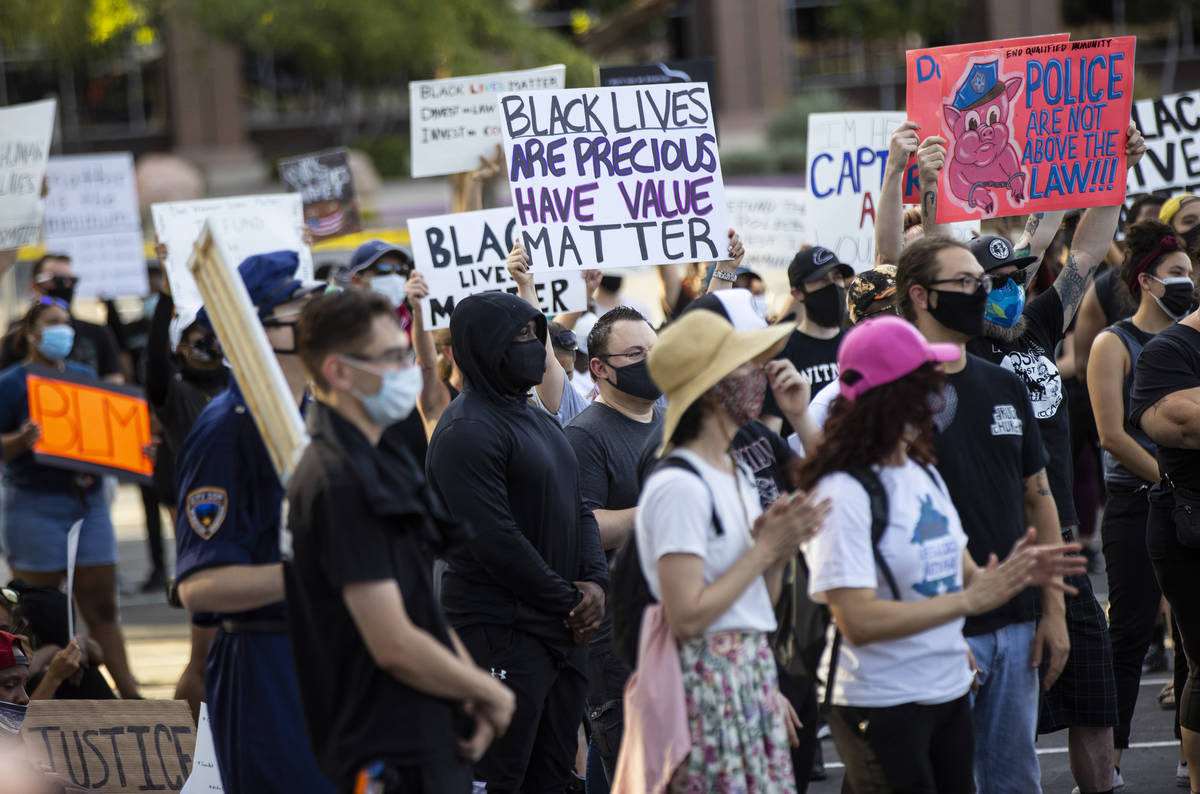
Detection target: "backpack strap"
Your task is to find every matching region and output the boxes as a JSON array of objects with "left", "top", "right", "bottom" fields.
[
  {"left": 653, "top": 455, "right": 724, "bottom": 536},
  {"left": 823, "top": 466, "right": 901, "bottom": 712}
]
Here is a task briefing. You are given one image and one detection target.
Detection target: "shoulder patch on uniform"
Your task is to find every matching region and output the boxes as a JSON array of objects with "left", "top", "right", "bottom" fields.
[{"left": 186, "top": 488, "right": 228, "bottom": 540}]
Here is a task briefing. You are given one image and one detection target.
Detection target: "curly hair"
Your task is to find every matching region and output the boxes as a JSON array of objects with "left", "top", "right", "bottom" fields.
[
  {"left": 1119, "top": 220, "right": 1185, "bottom": 299},
  {"left": 793, "top": 362, "right": 947, "bottom": 491}
]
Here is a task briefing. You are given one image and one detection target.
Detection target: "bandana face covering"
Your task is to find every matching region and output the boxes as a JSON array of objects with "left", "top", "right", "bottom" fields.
[
  {"left": 712, "top": 368, "right": 768, "bottom": 426},
  {"left": 984, "top": 279, "right": 1026, "bottom": 328}
]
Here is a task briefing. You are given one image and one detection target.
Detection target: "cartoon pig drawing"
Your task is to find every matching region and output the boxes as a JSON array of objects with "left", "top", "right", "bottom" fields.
[{"left": 943, "top": 61, "right": 1026, "bottom": 216}]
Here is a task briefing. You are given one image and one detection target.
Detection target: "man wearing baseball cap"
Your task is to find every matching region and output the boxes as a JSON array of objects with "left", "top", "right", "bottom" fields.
[
  {"left": 760, "top": 246, "right": 854, "bottom": 437},
  {"left": 963, "top": 170, "right": 1147, "bottom": 793},
  {"left": 0, "top": 631, "right": 30, "bottom": 710},
  {"left": 175, "top": 251, "right": 335, "bottom": 793}
]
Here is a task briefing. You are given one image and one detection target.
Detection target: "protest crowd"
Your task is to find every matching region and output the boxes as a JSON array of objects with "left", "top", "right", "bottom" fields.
[{"left": 0, "top": 21, "right": 1199, "bottom": 794}]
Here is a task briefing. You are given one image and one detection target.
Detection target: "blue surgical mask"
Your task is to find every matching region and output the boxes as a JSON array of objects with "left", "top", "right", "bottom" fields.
[
  {"left": 37, "top": 324, "right": 75, "bottom": 361},
  {"left": 370, "top": 274, "right": 407, "bottom": 308},
  {"left": 984, "top": 279, "right": 1025, "bottom": 328},
  {"left": 355, "top": 365, "right": 423, "bottom": 428}
]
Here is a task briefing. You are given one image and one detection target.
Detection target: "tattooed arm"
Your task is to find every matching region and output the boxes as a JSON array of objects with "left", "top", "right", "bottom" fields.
[
  {"left": 1139, "top": 388, "right": 1200, "bottom": 450},
  {"left": 1053, "top": 122, "right": 1147, "bottom": 329},
  {"left": 1013, "top": 210, "right": 1066, "bottom": 284},
  {"left": 917, "top": 136, "right": 953, "bottom": 239}
]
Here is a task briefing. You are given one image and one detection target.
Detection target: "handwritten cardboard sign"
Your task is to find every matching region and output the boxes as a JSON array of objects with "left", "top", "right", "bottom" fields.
[
  {"left": 410, "top": 65, "right": 566, "bottom": 178},
  {"left": 913, "top": 36, "right": 1137, "bottom": 223},
  {"left": 43, "top": 152, "right": 148, "bottom": 298},
  {"left": 26, "top": 365, "right": 153, "bottom": 481},
  {"left": 499, "top": 83, "right": 728, "bottom": 272},
  {"left": 0, "top": 98, "right": 57, "bottom": 250},
  {"left": 408, "top": 207, "right": 588, "bottom": 329},
  {"left": 151, "top": 194, "right": 314, "bottom": 315},
  {"left": 904, "top": 35, "right": 1071, "bottom": 203},
  {"left": 724, "top": 187, "right": 808, "bottom": 271},
  {"left": 1128, "top": 89, "right": 1200, "bottom": 197},
  {"left": 22, "top": 700, "right": 195, "bottom": 793},
  {"left": 278, "top": 147, "right": 362, "bottom": 241}
]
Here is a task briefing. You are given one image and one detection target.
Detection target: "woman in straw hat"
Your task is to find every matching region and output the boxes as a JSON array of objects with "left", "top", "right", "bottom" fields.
[
  {"left": 794, "top": 314, "right": 1083, "bottom": 793},
  {"left": 634, "top": 310, "right": 830, "bottom": 792}
]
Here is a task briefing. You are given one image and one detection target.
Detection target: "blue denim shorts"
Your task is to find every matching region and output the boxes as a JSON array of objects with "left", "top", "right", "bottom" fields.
[{"left": 1, "top": 484, "right": 117, "bottom": 571}]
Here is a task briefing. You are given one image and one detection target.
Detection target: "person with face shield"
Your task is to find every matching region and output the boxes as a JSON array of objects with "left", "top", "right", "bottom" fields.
[
  {"left": 425, "top": 292, "right": 608, "bottom": 794},
  {"left": 0, "top": 298, "right": 140, "bottom": 701},
  {"left": 283, "top": 289, "right": 515, "bottom": 794},
  {"left": 1088, "top": 221, "right": 1195, "bottom": 782},
  {"left": 173, "top": 251, "right": 334, "bottom": 794}
]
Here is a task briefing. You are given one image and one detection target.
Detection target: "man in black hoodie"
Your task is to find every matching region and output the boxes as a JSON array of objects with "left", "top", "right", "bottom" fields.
[{"left": 427, "top": 292, "right": 608, "bottom": 794}]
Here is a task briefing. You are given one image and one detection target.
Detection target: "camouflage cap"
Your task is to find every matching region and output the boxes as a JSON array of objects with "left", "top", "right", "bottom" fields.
[{"left": 847, "top": 264, "right": 898, "bottom": 325}]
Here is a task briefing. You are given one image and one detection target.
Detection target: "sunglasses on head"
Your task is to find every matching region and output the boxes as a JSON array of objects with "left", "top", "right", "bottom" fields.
[{"left": 34, "top": 296, "right": 70, "bottom": 311}]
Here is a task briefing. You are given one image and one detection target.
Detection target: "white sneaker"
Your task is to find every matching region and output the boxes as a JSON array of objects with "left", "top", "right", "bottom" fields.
[
  {"left": 816, "top": 723, "right": 831, "bottom": 740},
  {"left": 1178, "top": 761, "right": 1190, "bottom": 788},
  {"left": 1070, "top": 767, "right": 1125, "bottom": 794}
]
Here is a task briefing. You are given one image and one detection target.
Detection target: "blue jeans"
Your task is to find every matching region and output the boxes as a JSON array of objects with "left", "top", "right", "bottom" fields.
[{"left": 967, "top": 621, "right": 1040, "bottom": 794}]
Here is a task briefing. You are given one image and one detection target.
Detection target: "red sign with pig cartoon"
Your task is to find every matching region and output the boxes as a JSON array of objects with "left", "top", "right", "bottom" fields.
[{"left": 942, "top": 59, "right": 1026, "bottom": 216}]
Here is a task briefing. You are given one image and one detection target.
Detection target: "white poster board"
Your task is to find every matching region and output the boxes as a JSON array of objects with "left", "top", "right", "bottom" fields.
[
  {"left": 806, "top": 112, "right": 978, "bottom": 270},
  {"left": 43, "top": 152, "right": 147, "bottom": 297},
  {"left": 408, "top": 207, "right": 588, "bottom": 329},
  {"left": 151, "top": 194, "right": 313, "bottom": 314},
  {"left": 0, "top": 99, "right": 56, "bottom": 249},
  {"left": 410, "top": 65, "right": 566, "bottom": 178},
  {"left": 724, "top": 187, "right": 808, "bottom": 271},
  {"left": 499, "top": 83, "right": 728, "bottom": 272},
  {"left": 1129, "top": 90, "right": 1200, "bottom": 196},
  {"left": 179, "top": 703, "right": 224, "bottom": 793}
]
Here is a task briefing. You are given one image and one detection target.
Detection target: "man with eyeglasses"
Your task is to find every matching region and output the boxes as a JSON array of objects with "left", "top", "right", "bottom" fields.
[
  {"left": 0, "top": 254, "right": 122, "bottom": 383},
  {"left": 283, "top": 289, "right": 515, "bottom": 794},
  {"left": 896, "top": 235, "right": 1071, "bottom": 793},
  {"left": 173, "top": 251, "right": 334, "bottom": 793}
]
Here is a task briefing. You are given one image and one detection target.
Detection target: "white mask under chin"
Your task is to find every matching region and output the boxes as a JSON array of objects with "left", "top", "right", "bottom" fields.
[{"left": 370, "top": 274, "right": 407, "bottom": 308}]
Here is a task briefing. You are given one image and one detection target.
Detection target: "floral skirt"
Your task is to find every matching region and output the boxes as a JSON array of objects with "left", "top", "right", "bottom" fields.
[{"left": 671, "top": 631, "right": 796, "bottom": 794}]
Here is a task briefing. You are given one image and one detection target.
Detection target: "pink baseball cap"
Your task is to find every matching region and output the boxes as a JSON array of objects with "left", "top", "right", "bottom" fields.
[{"left": 837, "top": 315, "right": 961, "bottom": 401}]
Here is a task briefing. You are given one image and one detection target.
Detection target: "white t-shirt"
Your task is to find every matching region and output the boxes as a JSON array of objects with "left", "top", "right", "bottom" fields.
[
  {"left": 804, "top": 458, "right": 973, "bottom": 707},
  {"left": 636, "top": 449, "right": 777, "bottom": 634}
]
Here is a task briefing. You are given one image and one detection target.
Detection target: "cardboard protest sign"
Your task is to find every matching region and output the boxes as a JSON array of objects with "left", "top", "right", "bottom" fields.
[
  {"left": 43, "top": 152, "right": 148, "bottom": 298},
  {"left": 904, "top": 35, "right": 1071, "bottom": 203},
  {"left": 410, "top": 65, "right": 566, "bottom": 178},
  {"left": 0, "top": 98, "right": 56, "bottom": 249},
  {"left": 724, "top": 187, "right": 808, "bottom": 271},
  {"left": 1128, "top": 89, "right": 1200, "bottom": 196},
  {"left": 26, "top": 365, "right": 153, "bottom": 481},
  {"left": 278, "top": 147, "right": 362, "bottom": 241},
  {"left": 920, "top": 37, "right": 1136, "bottom": 223},
  {"left": 408, "top": 207, "right": 588, "bottom": 329},
  {"left": 151, "top": 194, "right": 313, "bottom": 315},
  {"left": 22, "top": 700, "right": 195, "bottom": 793},
  {"left": 499, "top": 83, "right": 728, "bottom": 272}
]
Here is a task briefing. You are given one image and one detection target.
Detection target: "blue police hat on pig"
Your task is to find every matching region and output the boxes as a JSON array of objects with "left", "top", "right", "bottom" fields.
[{"left": 953, "top": 61, "right": 1005, "bottom": 111}]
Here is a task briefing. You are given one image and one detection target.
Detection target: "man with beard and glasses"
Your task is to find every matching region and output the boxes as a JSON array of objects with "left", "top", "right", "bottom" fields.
[
  {"left": 0, "top": 254, "right": 122, "bottom": 382},
  {"left": 759, "top": 247, "right": 854, "bottom": 438},
  {"left": 426, "top": 292, "right": 608, "bottom": 794},
  {"left": 897, "top": 235, "right": 1079, "bottom": 793},
  {"left": 923, "top": 122, "right": 1145, "bottom": 794}
]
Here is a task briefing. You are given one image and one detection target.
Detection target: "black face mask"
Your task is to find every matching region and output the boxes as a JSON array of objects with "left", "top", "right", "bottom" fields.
[
  {"left": 45, "top": 286, "right": 75, "bottom": 305},
  {"left": 501, "top": 338, "right": 546, "bottom": 394},
  {"left": 1183, "top": 224, "right": 1200, "bottom": 251},
  {"left": 182, "top": 363, "right": 229, "bottom": 388},
  {"left": 605, "top": 359, "right": 662, "bottom": 401},
  {"left": 1154, "top": 278, "right": 1196, "bottom": 320},
  {"left": 803, "top": 283, "right": 844, "bottom": 328},
  {"left": 928, "top": 286, "right": 987, "bottom": 338}
]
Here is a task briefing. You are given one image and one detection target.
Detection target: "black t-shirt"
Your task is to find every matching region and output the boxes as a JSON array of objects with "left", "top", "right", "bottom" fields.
[
  {"left": 285, "top": 403, "right": 468, "bottom": 789},
  {"left": 762, "top": 329, "right": 844, "bottom": 437},
  {"left": 968, "top": 289, "right": 1076, "bottom": 527},
  {"left": 1130, "top": 323, "right": 1200, "bottom": 493},
  {"left": 564, "top": 401, "right": 663, "bottom": 702},
  {"left": 934, "top": 355, "right": 1047, "bottom": 635}
]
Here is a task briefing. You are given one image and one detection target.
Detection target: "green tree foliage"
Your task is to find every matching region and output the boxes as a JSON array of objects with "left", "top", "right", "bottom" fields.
[{"left": 823, "top": 0, "right": 970, "bottom": 41}]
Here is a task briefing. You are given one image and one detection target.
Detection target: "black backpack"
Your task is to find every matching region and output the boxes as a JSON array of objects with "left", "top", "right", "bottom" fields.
[{"left": 611, "top": 456, "right": 723, "bottom": 670}]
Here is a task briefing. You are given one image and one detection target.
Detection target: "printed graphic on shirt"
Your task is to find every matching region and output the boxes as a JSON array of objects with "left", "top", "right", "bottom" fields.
[
  {"left": 999, "top": 347, "right": 1062, "bottom": 420},
  {"left": 989, "top": 404, "right": 1023, "bottom": 436},
  {"left": 802, "top": 362, "right": 838, "bottom": 386},
  {"left": 734, "top": 436, "right": 782, "bottom": 506},
  {"left": 910, "top": 495, "right": 961, "bottom": 598},
  {"left": 186, "top": 487, "right": 228, "bottom": 540}
]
